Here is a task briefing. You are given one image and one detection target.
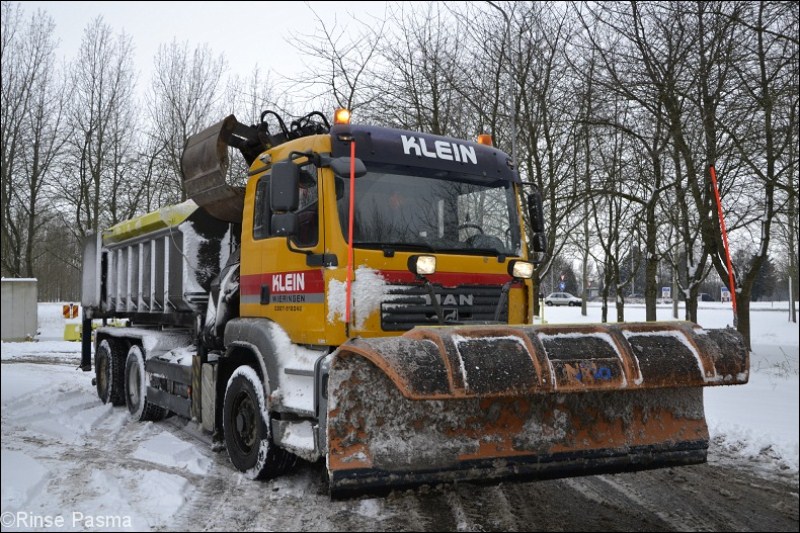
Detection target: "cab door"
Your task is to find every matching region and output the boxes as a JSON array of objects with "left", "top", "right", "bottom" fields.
[{"left": 240, "top": 168, "right": 327, "bottom": 345}]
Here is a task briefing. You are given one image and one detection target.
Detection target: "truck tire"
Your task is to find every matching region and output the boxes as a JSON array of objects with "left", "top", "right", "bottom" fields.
[
  {"left": 95, "top": 339, "right": 125, "bottom": 406},
  {"left": 223, "top": 366, "right": 293, "bottom": 479},
  {"left": 124, "top": 345, "right": 167, "bottom": 422}
]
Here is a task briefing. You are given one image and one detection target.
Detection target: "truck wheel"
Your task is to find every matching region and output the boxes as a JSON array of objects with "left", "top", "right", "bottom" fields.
[
  {"left": 223, "top": 366, "right": 293, "bottom": 479},
  {"left": 95, "top": 339, "right": 125, "bottom": 406},
  {"left": 124, "top": 345, "right": 167, "bottom": 422}
]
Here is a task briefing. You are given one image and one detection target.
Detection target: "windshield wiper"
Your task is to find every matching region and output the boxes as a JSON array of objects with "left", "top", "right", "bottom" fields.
[{"left": 436, "top": 247, "right": 507, "bottom": 257}]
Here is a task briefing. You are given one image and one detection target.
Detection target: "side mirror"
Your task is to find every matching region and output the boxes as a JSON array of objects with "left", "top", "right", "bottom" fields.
[
  {"left": 527, "top": 187, "right": 547, "bottom": 264},
  {"left": 527, "top": 188, "right": 545, "bottom": 233},
  {"left": 271, "top": 161, "right": 300, "bottom": 212},
  {"left": 330, "top": 157, "right": 367, "bottom": 178}
]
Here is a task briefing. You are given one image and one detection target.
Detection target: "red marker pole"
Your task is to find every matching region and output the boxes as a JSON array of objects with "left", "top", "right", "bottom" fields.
[
  {"left": 709, "top": 165, "right": 737, "bottom": 322},
  {"left": 345, "top": 140, "right": 356, "bottom": 329}
]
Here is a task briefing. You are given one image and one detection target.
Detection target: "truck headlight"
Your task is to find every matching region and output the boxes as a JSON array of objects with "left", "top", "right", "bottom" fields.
[
  {"left": 408, "top": 255, "right": 436, "bottom": 276},
  {"left": 508, "top": 260, "right": 534, "bottom": 279}
]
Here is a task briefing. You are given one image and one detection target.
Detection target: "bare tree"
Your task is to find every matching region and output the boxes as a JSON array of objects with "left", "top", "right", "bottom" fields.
[
  {"left": 571, "top": 42, "right": 599, "bottom": 317},
  {"left": 507, "top": 2, "right": 583, "bottom": 315},
  {"left": 586, "top": 98, "right": 642, "bottom": 323},
  {"left": 226, "top": 65, "right": 280, "bottom": 125},
  {"left": 58, "top": 17, "right": 137, "bottom": 237},
  {"left": 148, "top": 40, "right": 227, "bottom": 203},
  {"left": 371, "top": 3, "right": 470, "bottom": 137},
  {"left": 290, "top": 8, "right": 386, "bottom": 113},
  {"left": 1, "top": 2, "right": 66, "bottom": 277},
  {"left": 576, "top": 1, "right": 737, "bottom": 324},
  {"left": 718, "top": 0, "right": 799, "bottom": 346},
  {"left": 222, "top": 66, "right": 282, "bottom": 187}
]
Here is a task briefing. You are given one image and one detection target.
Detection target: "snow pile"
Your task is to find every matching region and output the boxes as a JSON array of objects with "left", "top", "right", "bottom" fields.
[
  {"left": 0, "top": 340, "right": 81, "bottom": 362},
  {"left": 1, "top": 451, "right": 48, "bottom": 510},
  {"left": 705, "top": 345, "right": 799, "bottom": 473},
  {"left": 0, "top": 306, "right": 208, "bottom": 531}
]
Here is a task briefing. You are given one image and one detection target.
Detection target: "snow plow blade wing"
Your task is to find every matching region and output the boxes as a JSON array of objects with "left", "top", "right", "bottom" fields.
[{"left": 326, "top": 322, "right": 748, "bottom": 497}]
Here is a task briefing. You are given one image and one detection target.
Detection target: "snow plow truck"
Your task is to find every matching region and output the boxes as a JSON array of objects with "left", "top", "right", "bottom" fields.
[{"left": 80, "top": 109, "right": 749, "bottom": 497}]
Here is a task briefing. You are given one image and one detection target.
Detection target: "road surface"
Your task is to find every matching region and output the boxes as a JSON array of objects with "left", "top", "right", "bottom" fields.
[{"left": 1, "top": 356, "right": 797, "bottom": 532}]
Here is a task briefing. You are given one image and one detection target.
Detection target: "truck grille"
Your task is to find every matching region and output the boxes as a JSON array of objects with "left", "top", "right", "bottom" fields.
[{"left": 381, "top": 284, "right": 506, "bottom": 331}]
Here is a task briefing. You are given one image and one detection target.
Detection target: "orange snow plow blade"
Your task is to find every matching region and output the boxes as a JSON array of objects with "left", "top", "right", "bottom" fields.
[{"left": 326, "top": 322, "right": 748, "bottom": 497}]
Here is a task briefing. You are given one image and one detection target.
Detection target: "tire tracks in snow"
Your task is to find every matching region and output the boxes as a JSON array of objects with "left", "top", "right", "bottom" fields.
[{"left": 3, "top": 359, "right": 798, "bottom": 531}]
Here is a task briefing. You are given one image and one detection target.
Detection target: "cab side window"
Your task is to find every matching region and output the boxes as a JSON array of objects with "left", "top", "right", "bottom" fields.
[
  {"left": 294, "top": 165, "right": 319, "bottom": 247},
  {"left": 253, "top": 167, "right": 318, "bottom": 244},
  {"left": 253, "top": 175, "right": 270, "bottom": 240}
]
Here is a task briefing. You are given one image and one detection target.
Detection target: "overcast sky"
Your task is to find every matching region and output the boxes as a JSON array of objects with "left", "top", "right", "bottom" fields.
[{"left": 21, "top": 1, "right": 391, "bottom": 92}]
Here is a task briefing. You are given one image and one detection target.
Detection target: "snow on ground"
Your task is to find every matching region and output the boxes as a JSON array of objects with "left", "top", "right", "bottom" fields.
[
  {"left": 2, "top": 304, "right": 211, "bottom": 531},
  {"left": 1, "top": 301, "right": 798, "bottom": 531}
]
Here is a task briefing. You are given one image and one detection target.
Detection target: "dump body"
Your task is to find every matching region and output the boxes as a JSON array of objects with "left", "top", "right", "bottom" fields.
[{"left": 81, "top": 201, "right": 232, "bottom": 321}]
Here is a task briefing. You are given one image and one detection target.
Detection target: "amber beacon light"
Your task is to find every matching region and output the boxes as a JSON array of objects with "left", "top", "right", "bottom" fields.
[{"left": 334, "top": 108, "right": 351, "bottom": 125}]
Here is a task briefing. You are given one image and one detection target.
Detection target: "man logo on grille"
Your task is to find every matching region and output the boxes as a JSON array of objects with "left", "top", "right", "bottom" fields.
[
  {"left": 422, "top": 293, "right": 474, "bottom": 307},
  {"left": 443, "top": 308, "right": 459, "bottom": 321}
]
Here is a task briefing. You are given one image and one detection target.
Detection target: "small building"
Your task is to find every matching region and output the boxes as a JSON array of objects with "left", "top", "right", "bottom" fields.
[{"left": 1, "top": 278, "right": 38, "bottom": 341}]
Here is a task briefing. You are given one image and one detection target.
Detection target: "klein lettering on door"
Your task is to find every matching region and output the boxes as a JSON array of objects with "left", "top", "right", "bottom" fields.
[{"left": 272, "top": 272, "right": 305, "bottom": 292}]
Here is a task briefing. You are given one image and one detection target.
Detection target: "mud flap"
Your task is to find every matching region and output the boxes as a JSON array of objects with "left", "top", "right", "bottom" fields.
[{"left": 325, "top": 322, "right": 748, "bottom": 497}]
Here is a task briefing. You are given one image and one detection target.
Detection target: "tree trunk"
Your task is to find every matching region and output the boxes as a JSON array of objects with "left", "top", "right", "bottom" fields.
[
  {"left": 645, "top": 255, "right": 658, "bottom": 321},
  {"left": 789, "top": 171, "right": 797, "bottom": 324},
  {"left": 644, "top": 200, "right": 658, "bottom": 321},
  {"left": 735, "top": 288, "right": 752, "bottom": 351},
  {"left": 672, "top": 274, "right": 679, "bottom": 319},
  {"left": 685, "top": 286, "right": 699, "bottom": 324}
]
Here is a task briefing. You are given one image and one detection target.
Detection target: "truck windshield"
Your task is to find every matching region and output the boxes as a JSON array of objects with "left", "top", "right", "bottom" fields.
[{"left": 336, "top": 165, "right": 521, "bottom": 256}]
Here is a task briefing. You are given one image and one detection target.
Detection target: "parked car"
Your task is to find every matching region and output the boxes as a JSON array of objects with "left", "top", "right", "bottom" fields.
[
  {"left": 698, "top": 292, "right": 714, "bottom": 302},
  {"left": 544, "top": 292, "right": 582, "bottom": 306}
]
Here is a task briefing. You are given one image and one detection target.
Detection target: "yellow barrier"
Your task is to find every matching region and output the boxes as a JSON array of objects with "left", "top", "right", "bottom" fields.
[
  {"left": 63, "top": 319, "right": 128, "bottom": 341},
  {"left": 63, "top": 323, "right": 82, "bottom": 341}
]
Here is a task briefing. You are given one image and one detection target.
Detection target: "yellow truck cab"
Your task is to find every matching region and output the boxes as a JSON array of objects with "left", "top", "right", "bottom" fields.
[{"left": 239, "top": 119, "right": 538, "bottom": 347}]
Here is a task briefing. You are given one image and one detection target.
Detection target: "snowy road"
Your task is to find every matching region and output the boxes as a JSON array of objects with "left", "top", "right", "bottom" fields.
[{"left": 1, "top": 353, "right": 797, "bottom": 532}]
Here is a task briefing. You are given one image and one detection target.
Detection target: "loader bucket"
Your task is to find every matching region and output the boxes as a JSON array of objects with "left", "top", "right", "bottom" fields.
[
  {"left": 326, "top": 321, "right": 748, "bottom": 497},
  {"left": 181, "top": 115, "right": 246, "bottom": 223}
]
